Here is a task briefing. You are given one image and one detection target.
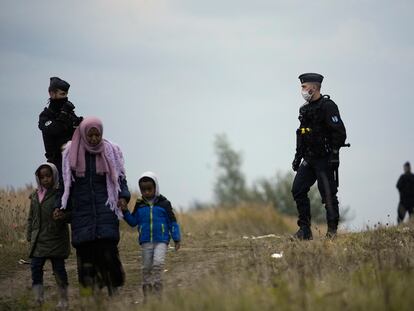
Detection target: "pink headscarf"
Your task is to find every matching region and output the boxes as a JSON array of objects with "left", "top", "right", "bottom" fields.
[
  {"left": 60, "top": 116, "right": 126, "bottom": 219},
  {"left": 69, "top": 117, "right": 116, "bottom": 183}
]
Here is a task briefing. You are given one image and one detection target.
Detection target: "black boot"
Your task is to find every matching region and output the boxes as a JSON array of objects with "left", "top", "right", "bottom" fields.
[
  {"left": 293, "top": 227, "right": 313, "bottom": 240},
  {"left": 326, "top": 225, "right": 338, "bottom": 239}
]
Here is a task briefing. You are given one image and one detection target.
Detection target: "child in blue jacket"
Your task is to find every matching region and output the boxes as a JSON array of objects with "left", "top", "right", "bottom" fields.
[{"left": 121, "top": 171, "right": 181, "bottom": 300}]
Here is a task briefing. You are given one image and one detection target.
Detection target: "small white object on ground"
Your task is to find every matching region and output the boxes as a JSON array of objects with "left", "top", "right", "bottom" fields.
[
  {"left": 18, "top": 259, "right": 30, "bottom": 265},
  {"left": 271, "top": 252, "right": 284, "bottom": 259},
  {"left": 243, "top": 234, "right": 281, "bottom": 240},
  {"left": 253, "top": 234, "right": 280, "bottom": 240}
]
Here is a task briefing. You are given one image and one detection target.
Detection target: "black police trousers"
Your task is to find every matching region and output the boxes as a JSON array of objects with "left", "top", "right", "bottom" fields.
[{"left": 292, "top": 157, "right": 339, "bottom": 229}]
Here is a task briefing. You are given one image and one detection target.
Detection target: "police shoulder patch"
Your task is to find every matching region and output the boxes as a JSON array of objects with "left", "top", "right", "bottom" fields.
[
  {"left": 45, "top": 120, "right": 52, "bottom": 127},
  {"left": 331, "top": 116, "right": 339, "bottom": 123}
]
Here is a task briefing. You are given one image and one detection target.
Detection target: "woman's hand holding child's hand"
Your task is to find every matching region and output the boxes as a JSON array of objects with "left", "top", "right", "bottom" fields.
[
  {"left": 118, "top": 198, "right": 128, "bottom": 212},
  {"left": 53, "top": 208, "right": 64, "bottom": 220}
]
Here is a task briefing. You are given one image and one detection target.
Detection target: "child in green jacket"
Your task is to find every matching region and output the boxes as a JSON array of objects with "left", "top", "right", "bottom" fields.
[{"left": 27, "top": 163, "right": 70, "bottom": 308}]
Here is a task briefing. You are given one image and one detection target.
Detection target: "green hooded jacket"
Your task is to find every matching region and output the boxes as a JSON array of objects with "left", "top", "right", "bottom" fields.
[{"left": 26, "top": 163, "right": 70, "bottom": 258}]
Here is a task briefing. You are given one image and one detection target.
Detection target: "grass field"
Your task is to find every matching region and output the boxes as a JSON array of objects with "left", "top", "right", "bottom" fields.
[{"left": 1, "top": 187, "right": 413, "bottom": 310}]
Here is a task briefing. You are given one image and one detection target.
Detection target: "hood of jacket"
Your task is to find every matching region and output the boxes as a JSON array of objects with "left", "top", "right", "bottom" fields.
[
  {"left": 35, "top": 162, "right": 59, "bottom": 190},
  {"left": 139, "top": 171, "right": 160, "bottom": 198}
]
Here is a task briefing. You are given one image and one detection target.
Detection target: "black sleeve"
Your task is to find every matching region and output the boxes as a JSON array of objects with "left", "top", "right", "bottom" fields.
[
  {"left": 295, "top": 129, "right": 304, "bottom": 158},
  {"left": 38, "top": 110, "right": 71, "bottom": 137},
  {"left": 397, "top": 175, "right": 404, "bottom": 191},
  {"left": 324, "top": 101, "right": 347, "bottom": 150},
  {"left": 165, "top": 200, "right": 178, "bottom": 223},
  {"left": 118, "top": 176, "right": 131, "bottom": 203},
  {"left": 295, "top": 107, "right": 305, "bottom": 158}
]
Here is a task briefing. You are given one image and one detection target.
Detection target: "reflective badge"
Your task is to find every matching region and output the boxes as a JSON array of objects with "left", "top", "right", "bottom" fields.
[
  {"left": 331, "top": 116, "right": 339, "bottom": 123},
  {"left": 45, "top": 120, "right": 52, "bottom": 127}
]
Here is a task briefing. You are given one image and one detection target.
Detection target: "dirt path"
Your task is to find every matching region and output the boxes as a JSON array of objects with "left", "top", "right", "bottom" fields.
[{"left": 0, "top": 234, "right": 254, "bottom": 310}]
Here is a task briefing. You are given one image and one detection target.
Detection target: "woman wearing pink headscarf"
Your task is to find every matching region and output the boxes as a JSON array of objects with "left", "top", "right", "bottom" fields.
[{"left": 56, "top": 116, "right": 130, "bottom": 296}]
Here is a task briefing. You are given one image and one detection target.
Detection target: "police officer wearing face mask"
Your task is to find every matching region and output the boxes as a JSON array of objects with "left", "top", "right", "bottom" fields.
[
  {"left": 291, "top": 73, "right": 347, "bottom": 240},
  {"left": 38, "top": 77, "right": 83, "bottom": 176}
]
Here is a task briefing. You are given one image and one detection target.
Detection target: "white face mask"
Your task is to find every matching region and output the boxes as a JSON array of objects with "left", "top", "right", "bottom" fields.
[{"left": 301, "top": 89, "right": 313, "bottom": 102}]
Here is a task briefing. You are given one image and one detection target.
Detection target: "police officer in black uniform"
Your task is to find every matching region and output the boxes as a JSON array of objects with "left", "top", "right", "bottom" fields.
[
  {"left": 38, "top": 77, "right": 83, "bottom": 176},
  {"left": 291, "top": 73, "right": 347, "bottom": 240}
]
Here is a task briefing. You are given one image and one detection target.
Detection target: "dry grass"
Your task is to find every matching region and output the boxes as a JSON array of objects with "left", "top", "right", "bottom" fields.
[
  {"left": 179, "top": 203, "right": 294, "bottom": 237},
  {"left": 1, "top": 187, "right": 414, "bottom": 311},
  {"left": 136, "top": 224, "right": 414, "bottom": 311},
  {"left": 0, "top": 187, "right": 32, "bottom": 280}
]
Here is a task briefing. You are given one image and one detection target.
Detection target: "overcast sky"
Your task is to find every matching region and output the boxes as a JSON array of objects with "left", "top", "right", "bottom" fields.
[{"left": 1, "top": 0, "right": 413, "bottom": 230}]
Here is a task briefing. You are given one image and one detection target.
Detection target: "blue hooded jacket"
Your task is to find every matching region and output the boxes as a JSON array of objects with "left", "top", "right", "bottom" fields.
[{"left": 123, "top": 172, "right": 181, "bottom": 244}]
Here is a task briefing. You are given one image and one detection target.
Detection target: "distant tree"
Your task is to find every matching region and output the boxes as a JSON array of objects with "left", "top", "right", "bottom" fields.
[{"left": 213, "top": 134, "right": 249, "bottom": 206}]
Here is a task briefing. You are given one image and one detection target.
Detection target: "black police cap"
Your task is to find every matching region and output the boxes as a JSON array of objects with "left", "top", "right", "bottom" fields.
[
  {"left": 298, "top": 73, "right": 324, "bottom": 84},
  {"left": 49, "top": 77, "right": 70, "bottom": 92}
]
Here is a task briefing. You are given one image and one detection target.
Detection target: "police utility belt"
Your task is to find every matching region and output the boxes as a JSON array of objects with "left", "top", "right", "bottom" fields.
[{"left": 297, "top": 127, "right": 332, "bottom": 157}]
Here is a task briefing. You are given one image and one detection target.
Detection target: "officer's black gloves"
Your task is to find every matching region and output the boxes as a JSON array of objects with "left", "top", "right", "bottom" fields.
[
  {"left": 329, "top": 149, "right": 339, "bottom": 170},
  {"left": 292, "top": 155, "right": 302, "bottom": 172},
  {"left": 57, "top": 100, "right": 83, "bottom": 129},
  {"left": 73, "top": 116, "right": 83, "bottom": 127},
  {"left": 62, "top": 101, "right": 75, "bottom": 113}
]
